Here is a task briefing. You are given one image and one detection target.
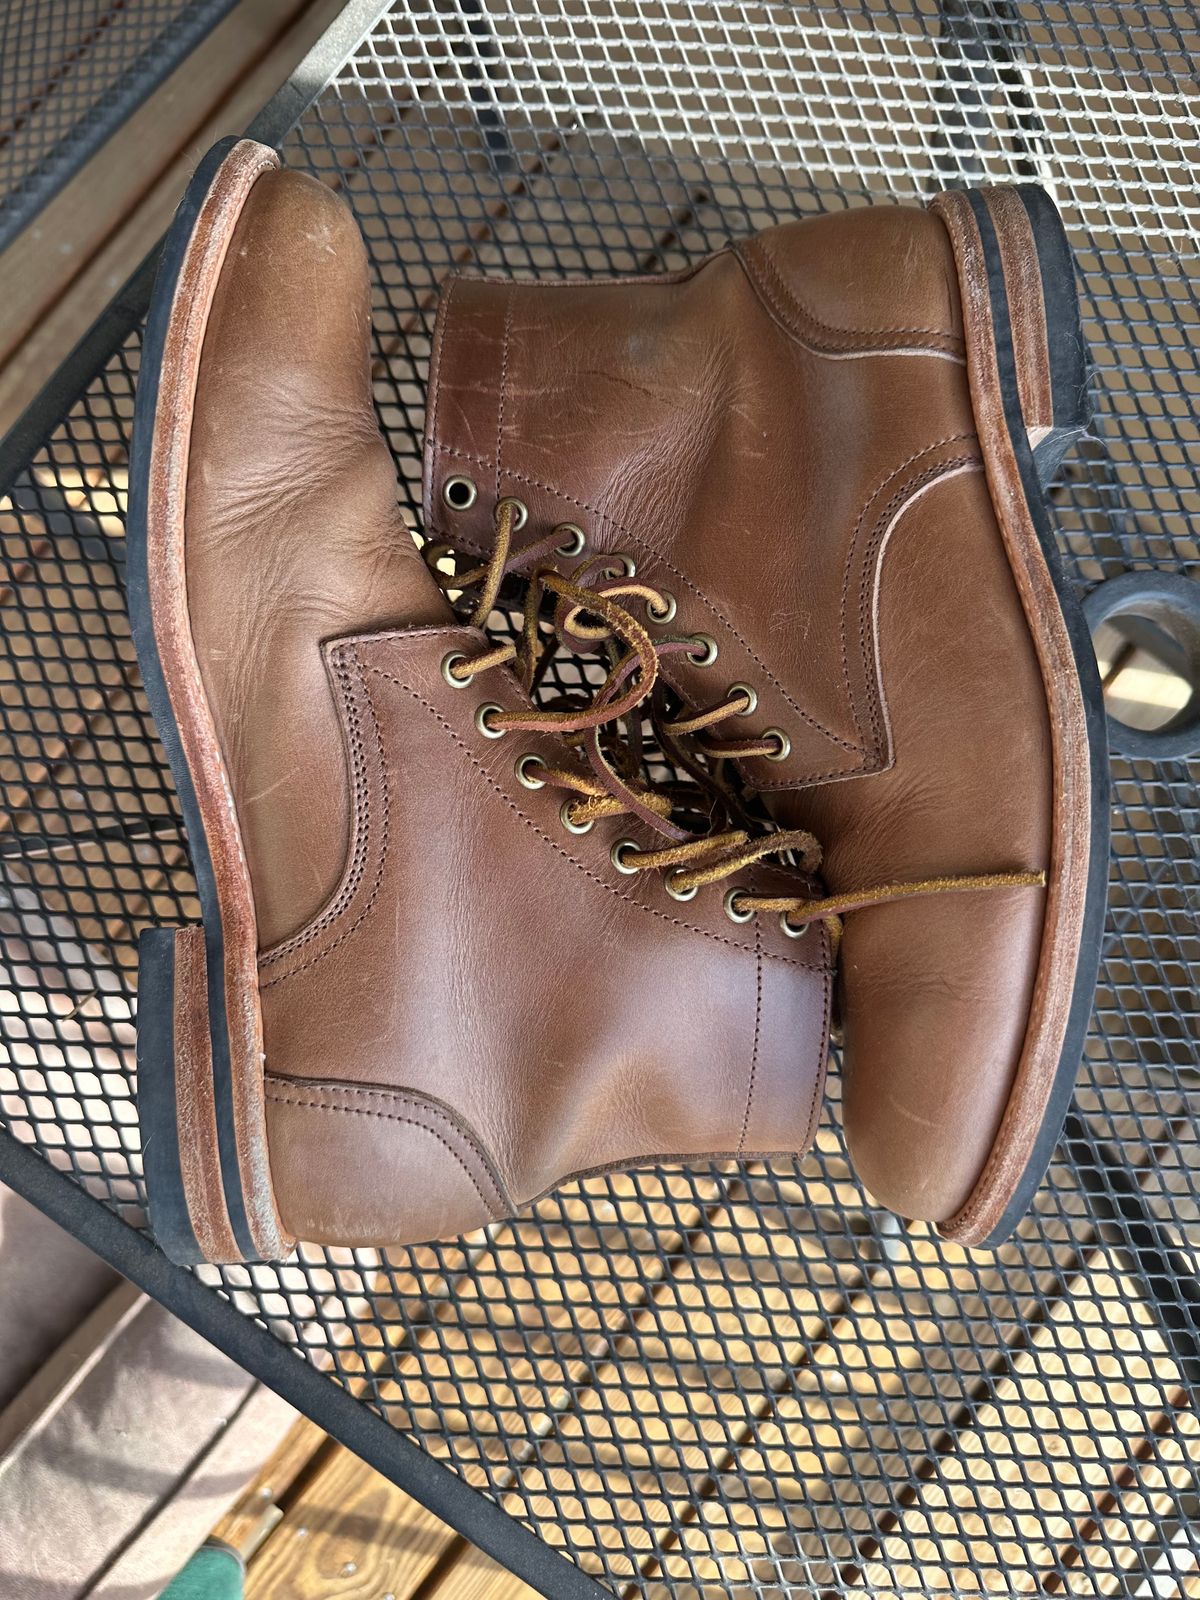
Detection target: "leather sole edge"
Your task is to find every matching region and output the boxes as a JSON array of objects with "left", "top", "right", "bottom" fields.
[
  {"left": 129, "top": 137, "right": 293, "bottom": 1265},
  {"left": 929, "top": 184, "right": 1109, "bottom": 1248}
]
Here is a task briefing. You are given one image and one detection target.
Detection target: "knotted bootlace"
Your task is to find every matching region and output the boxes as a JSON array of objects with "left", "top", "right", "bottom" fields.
[{"left": 427, "top": 498, "right": 1044, "bottom": 935}]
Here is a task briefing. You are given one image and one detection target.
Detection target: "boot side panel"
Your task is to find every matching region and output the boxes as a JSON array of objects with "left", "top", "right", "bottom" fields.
[
  {"left": 257, "top": 626, "right": 832, "bottom": 1245},
  {"left": 265, "top": 1077, "right": 509, "bottom": 1246},
  {"left": 424, "top": 221, "right": 978, "bottom": 794}
]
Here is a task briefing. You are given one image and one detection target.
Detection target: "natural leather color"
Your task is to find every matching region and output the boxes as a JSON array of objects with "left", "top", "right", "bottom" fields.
[
  {"left": 178, "top": 160, "right": 833, "bottom": 1249},
  {"left": 425, "top": 203, "right": 1055, "bottom": 1226}
]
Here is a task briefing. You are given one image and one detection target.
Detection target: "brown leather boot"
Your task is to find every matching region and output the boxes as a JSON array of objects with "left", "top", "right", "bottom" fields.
[
  {"left": 130, "top": 139, "right": 833, "bottom": 1265},
  {"left": 425, "top": 188, "right": 1109, "bottom": 1247}
]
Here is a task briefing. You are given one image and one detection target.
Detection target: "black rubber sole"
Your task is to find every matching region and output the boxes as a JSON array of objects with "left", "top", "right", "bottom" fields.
[
  {"left": 964, "top": 185, "right": 1110, "bottom": 1247},
  {"left": 129, "top": 136, "right": 261, "bottom": 1264}
]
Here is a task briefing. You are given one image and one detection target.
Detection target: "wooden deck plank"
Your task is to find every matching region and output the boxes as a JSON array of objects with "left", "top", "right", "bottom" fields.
[{"left": 242, "top": 1437, "right": 458, "bottom": 1600}]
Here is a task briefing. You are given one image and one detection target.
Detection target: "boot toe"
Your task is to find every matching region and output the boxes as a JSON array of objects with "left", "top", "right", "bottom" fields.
[{"left": 839, "top": 883, "right": 1046, "bottom": 1226}]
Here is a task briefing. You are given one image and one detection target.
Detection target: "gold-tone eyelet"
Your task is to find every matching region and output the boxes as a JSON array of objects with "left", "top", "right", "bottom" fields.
[
  {"left": 442, "top": 475, "right": 477, "bottom": 512},
  {"left": 723, "top": 888, "right": 754, "bottom": 924},
  {"left": 665, "top": 869, "right": 698, "bottom": 902},
  {"left": 554, "top": 523, "right": 586, "bottom": 557},
  {"left": 441, "top": 651, "right": 472, "bottom": 688},
  {"left": 497, "top": 495, "right": 528, "bottom": 532},
  {"left": 646, "top": 590, "right": 677, "bottom": 624},
  {"left": 727, "top": 682, "right": 758, "bottom": 717},
  {"left": 476, "top": 703, "right": 506, "bottom": 738},
  {"left": 611, "top": 838, "right": 640, "bottom": 876},
  {"left": 560, "top": 799, "right": 594, "bottom": 835},
  {"left": 516, "top": 753, "right": 547, "bottom": 789},
  {"left": 764, "top": 729, "right": 791, "bottom": 762},
  {"left": 604, "top": 553, "right": 636, "bottom": 579},
  {"left": 779, "top": 910, "right": 807, "bottom": 939},
  {"left": 688, "top": 634, "right": 718, "bottom": 667}
]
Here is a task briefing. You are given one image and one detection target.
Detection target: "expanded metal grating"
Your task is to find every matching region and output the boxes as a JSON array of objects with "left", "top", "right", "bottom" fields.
[
  {"left": 2, "top": 3, "right": 1199, "bottom": 1595},
  {"left": 0, "top": 0, "right": 237, "bottom": 251}
]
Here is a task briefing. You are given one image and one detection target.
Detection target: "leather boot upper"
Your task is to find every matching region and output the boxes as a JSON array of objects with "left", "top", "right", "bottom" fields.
[
  {"left": 182, "top": 168, "right": 833, "bottom": 1247},
  {"left": 424, "top": 205, "right": 1053, "bottom": 1225}
]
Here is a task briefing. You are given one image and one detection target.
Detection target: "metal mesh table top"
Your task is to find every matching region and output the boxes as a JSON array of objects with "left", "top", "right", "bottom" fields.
[
  {"left": 0, "top": 0, "right": 237, "bottom": 252},
  {"left": 1, "top": 3, "right": 1198, "bottom": 1595}
]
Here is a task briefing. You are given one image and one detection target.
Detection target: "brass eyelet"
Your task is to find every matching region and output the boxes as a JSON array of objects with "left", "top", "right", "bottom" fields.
[
  {"left": 611, "top": 839, "right": 640, "bottom": 876},
  {"left": 646, "top": 590, "right": 677, "bottom": 624},
  {"left": 441, "top": 651, "right": 472, "bottom": 688},
  {"left": 727, "top": 682, "right": 758, "bottom": 717},
  {"left": 688, "top": 634, "right": 719, "bottom": 667},
  {"left": 497, "top": 495, "right": 528, "bottom": 532},
  {"left": 516, "top": 753, "right": 547, "bottom": 789},
  {"left": 442, "top": 475, "right": 477, "bottom": 512},
  {"left": 779, "top": 910, "right": 807, "bottom": 939},
  {"left": 665, "top": 868, "right": 698, "bottom": 902},
  {"left": 554, "top": 523, "right": 586, "bottom": 557},
  {"left": 764, "top": 729, "right": 791, "bottom": 762},
  {"left": 723, "top": 888, "right": 754, "bottom": 924},
  {"left": 604, "top": 553, "right": 636, "bottom": 579},
  {"left": 476, "top": 703, "right": 506, "bottom": 738},
  {"left": 560, "top": 799, "right": 594, "bottom": 835}
]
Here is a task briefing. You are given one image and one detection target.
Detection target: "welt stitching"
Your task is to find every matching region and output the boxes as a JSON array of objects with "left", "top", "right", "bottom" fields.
[
  {"left": 836, "top": 436, "right": 978, "bottom": 754},
  {"left": 739, "top": 236, "right": 963, "bottom": 348},
  {"left": 738, "top": 923, "right": 763, "bottom": 1155},
  {"left": 265, "top": 1086, "right": 505, "bottom": 1217},
  {"left": 361, "top": 660, "right": 825, "bottom": 971},
  {"left": 260, "top": 656, "right": 372, "bottom": 965},
  {"left": 259, "top": 654, "right": 391, "bottom": 988},
  {"left": 428, "top": 442, "right": 864, "bottom": 757}
]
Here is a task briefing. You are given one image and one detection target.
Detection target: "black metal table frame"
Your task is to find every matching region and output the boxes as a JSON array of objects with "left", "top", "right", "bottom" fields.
[
  {"left": 0, "top": 4, "right": 1196, "bottom": 1597},
  {"left": 0, "top": 1, "right": 241, "bottom": 254}
]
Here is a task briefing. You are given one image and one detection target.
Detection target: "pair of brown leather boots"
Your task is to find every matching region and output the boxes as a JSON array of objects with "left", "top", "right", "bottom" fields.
[{"left": 130, "top": 138, "right": 1107, "bottom": 1265}]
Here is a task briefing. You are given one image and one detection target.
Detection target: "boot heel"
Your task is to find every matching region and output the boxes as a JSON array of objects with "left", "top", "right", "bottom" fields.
[
  {"left": 935, "top": 183, "right": 1092, "bottom": 493},
  {"left": 138, "top": 924, "right": 244, "bottom": 1265}
]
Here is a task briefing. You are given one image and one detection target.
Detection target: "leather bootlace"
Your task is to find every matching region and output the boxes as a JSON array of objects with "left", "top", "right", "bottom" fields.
[{"left": 427, "top": 499, "right": 1044, "bottom": 936}]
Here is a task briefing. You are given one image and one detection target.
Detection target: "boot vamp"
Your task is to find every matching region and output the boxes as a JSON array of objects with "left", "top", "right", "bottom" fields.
[{"left": 184, "top": 168, "right": 450, "bottom": 950}]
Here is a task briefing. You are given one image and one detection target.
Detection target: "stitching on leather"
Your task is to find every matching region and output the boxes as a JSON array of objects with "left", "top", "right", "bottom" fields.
[
  {"left": 428, "top": 442, "right": 865, "bottom": 759},
  {"left": 445, "top": 257, "right": 712, "bottom": 293},
  {"left": 495, "top": 288, "right": 511, "bottom": 501},
  {"left": 265, "top": 1083, "right": 507, "bottom": 1217},
  {"left": 855, "top": 456, "right": 982, "bottom": 753},
  {"left": 738, "top": 923, "right": 763, "bottom": 1155},
  {"left": 737, "top": 235, "right": 964, "bottom": 349},
  {"left": 359, "top": 656, "right": 826, "bottom": 971},
  {"left": 839, "top": 445, "right": 968, "bottom": 747},
  {"left": 834, "top": 437, "right": 979, "bottom": 752},
  {"left": 260, "top": 656, "right": 374, "bottom": 965},
  {"left": 259, "top": 658, "right": 391, "bottom": 986}
]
